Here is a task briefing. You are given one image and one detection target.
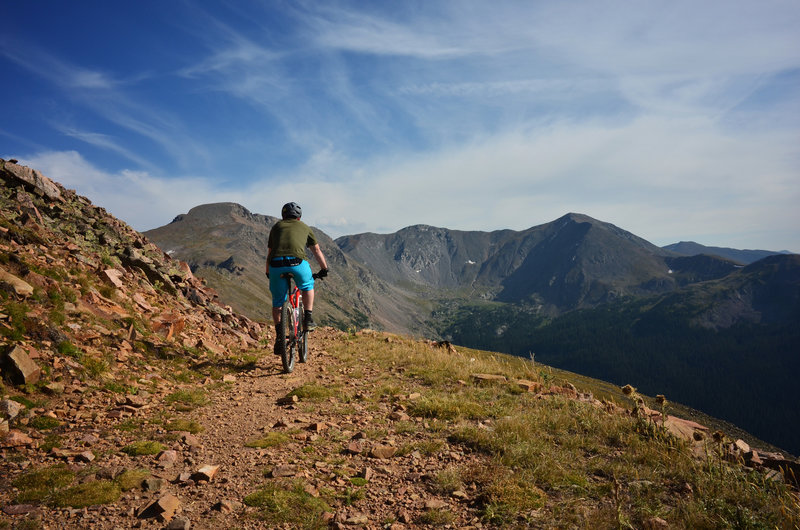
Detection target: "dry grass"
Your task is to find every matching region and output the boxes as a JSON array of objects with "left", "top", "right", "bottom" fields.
[{"left": 327, "top": 330, "right": 800, "bottom": 528}]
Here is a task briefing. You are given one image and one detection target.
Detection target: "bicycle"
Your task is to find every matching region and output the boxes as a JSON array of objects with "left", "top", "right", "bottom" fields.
[{"left": 275, "top": 271, "right": 322, "bottom": 373}]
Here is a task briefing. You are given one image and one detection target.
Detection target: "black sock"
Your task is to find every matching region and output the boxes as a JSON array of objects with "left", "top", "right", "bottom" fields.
[{"left": 304, "top": 310, "right": 312, "bottom": 320}]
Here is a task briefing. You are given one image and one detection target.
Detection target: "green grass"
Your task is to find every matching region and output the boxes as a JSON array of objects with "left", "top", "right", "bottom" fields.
[
  {"left": 115, "top": 468, "right": 150, "bottom": 491},
  {"left": 244, "top": 480, "right": 331, "bottom": 528},
  {"left": 29, "top": 415, "right": 60, "bottom": 430},
  {"left": 245, "top": 431, "right": 290, "bottom": 448},
  {"left": 12, "top": 465, "right": 75, "bottom": 504},
  {"left": 165, "top": 418, "right": 203, "bottom": 434},
  {"left": 287, "top": 383, "right": 339, "bottom": 402},
  {"left": 165, "top": 388, "right": 209, "bottom": 410},
  {"left": 121, "top": 440, "right": 165, "bottom": 456},
  {"left": 50, "top": 480, "right": 121, "bottom": 508}
]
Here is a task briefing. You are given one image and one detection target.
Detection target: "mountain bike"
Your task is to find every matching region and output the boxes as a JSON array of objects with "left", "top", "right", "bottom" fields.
[{"left": 275, "top": 271, "right": 322, "bottom": 373}]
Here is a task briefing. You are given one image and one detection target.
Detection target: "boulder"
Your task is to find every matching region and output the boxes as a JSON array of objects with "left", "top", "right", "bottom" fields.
[
  {"left": 1, "top": 161, "right": 63, "bottom": 201},
  {"left": 0, "top": 269, "right": 34, "bottom": 297},
  {"left": 138, "top": 493, "right": 181, "bottom": 521},
  {"left": 192, "top": 464, "right": 220, "bottom": 482},
  {"left": 3, "top": 345, "right": 42, "bottom": 385}
]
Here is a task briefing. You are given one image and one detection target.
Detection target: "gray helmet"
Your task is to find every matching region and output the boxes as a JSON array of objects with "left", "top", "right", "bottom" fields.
[{"left": 281, "top": 202, "right": 302, "bottom": 219}]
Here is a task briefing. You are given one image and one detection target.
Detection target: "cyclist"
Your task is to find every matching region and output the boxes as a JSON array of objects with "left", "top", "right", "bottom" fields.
[{"left": 266, "top": 202, "right": 329, "bottom": 342}]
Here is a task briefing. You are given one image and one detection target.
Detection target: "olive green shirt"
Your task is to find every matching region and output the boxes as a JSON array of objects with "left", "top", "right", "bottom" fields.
[{"left": 268, "top": 219, "right": 317, "bottom": 260}]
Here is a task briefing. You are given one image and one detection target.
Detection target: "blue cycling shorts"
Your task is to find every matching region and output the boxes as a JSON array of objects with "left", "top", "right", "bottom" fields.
[{"left": 269, "top": 260, "right": 314, "bottom": 307}]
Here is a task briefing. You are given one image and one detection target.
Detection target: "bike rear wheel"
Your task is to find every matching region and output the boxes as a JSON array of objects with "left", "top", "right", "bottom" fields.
[{"left": 280, "top": 301, "right": 296, "bottom": 373}]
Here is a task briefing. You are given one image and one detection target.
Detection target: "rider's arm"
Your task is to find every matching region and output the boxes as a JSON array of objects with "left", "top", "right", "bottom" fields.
[
  {"left": 266, "top": 247, "right": 273, "bottom": 277},
  {"left": 309, "top": 244, "right": 328, "bottom": 271}
]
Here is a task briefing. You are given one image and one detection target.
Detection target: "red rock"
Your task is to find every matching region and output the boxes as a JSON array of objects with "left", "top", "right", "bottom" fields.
[
  {"left": 4, "top": 430, "right": 34, "bottom": 447},
  {"left": 192, "top": 464, "right": 220, "bottom": 482},
  {"left": 0, "top": 269, "right": 34, "bottom": 296},
  {"left": 138, "top": 493, "right": 181, "bottom": 521},
  {"left": 5, "top": 345, "right": 41, "bottom": 385},
  {"left": 100, "top": 268, "right": 125, "bottom": 289},
  {"left": 369, "top": 444, "right": 397, "bottom": 459}
]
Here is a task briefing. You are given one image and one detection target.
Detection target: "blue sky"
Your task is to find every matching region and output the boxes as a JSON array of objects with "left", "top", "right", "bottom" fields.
[{"left": 2, "top": 1, "right": 799, "bottom": 252}]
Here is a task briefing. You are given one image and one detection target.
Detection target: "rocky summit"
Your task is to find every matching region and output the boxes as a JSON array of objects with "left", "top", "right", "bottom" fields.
[{"left": 1, "top": 159, "right": 799, "bottom": 528}]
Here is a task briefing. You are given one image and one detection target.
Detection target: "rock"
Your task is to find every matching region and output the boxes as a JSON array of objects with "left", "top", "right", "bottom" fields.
[
  {"left": 643, "top": 516, "right": 669, "bottom": 529},
  {"left": 43, "top": 382, "right": 65, "bottom": 395},
  {"left": 212, "top": 500, "right": 242, "bottom": 513},
  {"left": 182, "top": 433, "right": 201, "bottom": 447},
  {"left": 0, "top": 419, "right": 8, "bottom": 435},
  {"left": 471, "top": 373, "right": 506, "bottom": 384},
  {"left": 100, "top": 268, "right": 125, "bottom": 289},
  {"left": 138, "top": 493, "right": 181, "bottom": 521},
  {"left": 388, "top": 411, "right": 410, "bottom": 422},
  {"left": 3, "top": 345, "right": 42, "bottom": 385},
  {"left": 277, "top": 395, "right": 299, "bottom": 406},
  {"left": 424, "top": 499, "right": 448, "bottom": 510},
  {"left": 346, "top": 513, "right": 369, "bottom": 525},
  {"left": 156, "top": 450, "right": 179, "bottom": 468},
  {"left": 165, "top": 516, "right": 191, "bottom": 529},
  {"left": 346, "top": 441, "right": 365, "bottom": 455},
  {"left": 3, "top": 429, "right": 34, "bottom": 447},
  {"left": 369, "top": 444, "right": 397, "bottom": 459},
  {"left": 143, "top": 478, "right": 165, "bottom": 492},
  {"left": 0, "top": 269, "right": 34, "bottom": 296},
  {"left": 222, "top": 374, "right": 236, "bottom": 383},
  {"left": 358, "top": 467, "right": 374, "bottom": 481},
  {"left": 76, "top": 451, "right": 95, "bottom": 463},
  {"left": 306, "top": 422, "right": 327, "bottom": 432},
  {"left": 516, "top": 379, "right": 543, "bottom": 393},
  {"left": 1, "top": 399, "right": 24, "bottom": 420},
  {"left": 192, "top": 464, "right": 220, "bottom": 482},
  {"left": 2, "top": 504, "right": 38, "bottom": 515},
  {"left": 2, "top": 161, "right": 62, "bottom": 200},
  {"left": 734, "top": 439, "right": 750, "bottom": 454},
  {"left": 746, "top": 450, "right": 763, "bottom": 466},
  {"left": 270, "top": 465, "right": 296, "bottom": 478}
]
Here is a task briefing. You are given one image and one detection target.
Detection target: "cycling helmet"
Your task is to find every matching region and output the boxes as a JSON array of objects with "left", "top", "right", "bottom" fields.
[{"left": 281, "top": 202, "right": 302, "bottom": 219}]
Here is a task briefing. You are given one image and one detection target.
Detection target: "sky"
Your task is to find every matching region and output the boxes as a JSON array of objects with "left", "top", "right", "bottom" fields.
[{"left": 1, "top": 1, "right": 799, "bottom": 252}]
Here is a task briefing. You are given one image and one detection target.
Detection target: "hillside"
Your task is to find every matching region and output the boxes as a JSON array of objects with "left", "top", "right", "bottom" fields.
[
  {"left": 2, "top": 161, "right": 799, "bottom": 528},
  {"left": 438, "top": 254, "right": 800, "bottom": 454},
  {"left": 144, "top": 203, "right": 434, "bottom": 335}
]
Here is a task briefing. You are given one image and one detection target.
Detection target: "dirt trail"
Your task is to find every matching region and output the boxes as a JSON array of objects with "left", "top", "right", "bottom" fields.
[{"left": 3, "top": 329, "right": 485, "bottom": 529}]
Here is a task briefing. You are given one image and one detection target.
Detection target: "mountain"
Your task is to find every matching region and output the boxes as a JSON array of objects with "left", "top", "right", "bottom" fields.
[
  {"left": 663, "top": 240, "right": 791, "bottom": 265},
  {"left": 144, "top": 203, "right": 434, "bottom": 335},
  {"left": 2, "top": 159, "right": 798, "bottom": 528},
  {"left": 338, "top": 213, "right": 742, "bottom": 314}
]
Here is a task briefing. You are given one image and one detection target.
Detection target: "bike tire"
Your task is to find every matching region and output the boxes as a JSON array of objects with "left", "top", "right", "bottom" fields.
[
  {"left": 280, "top": 301, "right": 295, "bottom": 373},
  {"left": 298, "top": 296, "right": 308, "bottom": 363}
]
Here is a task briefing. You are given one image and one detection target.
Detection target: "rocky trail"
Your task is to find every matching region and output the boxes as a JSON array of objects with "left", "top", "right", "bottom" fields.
[{"left": 2, "top": 328, "right": 493, "bottom": 529}]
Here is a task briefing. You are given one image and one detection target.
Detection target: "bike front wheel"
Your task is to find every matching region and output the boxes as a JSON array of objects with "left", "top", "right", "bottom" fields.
[
  {"left": 280, "top": 302, "right": 296, "bottom": 373},
  {"left": 297, "top": 297, "right": 308, "bottom": 363}
]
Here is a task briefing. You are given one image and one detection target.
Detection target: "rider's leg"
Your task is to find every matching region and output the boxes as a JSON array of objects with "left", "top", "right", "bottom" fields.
[
  {"left": 301, "top": 289, "right": 314, "bottom": 311},
  {"left": 301, "top": 289, "right": 317, "bottom": 331}
]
